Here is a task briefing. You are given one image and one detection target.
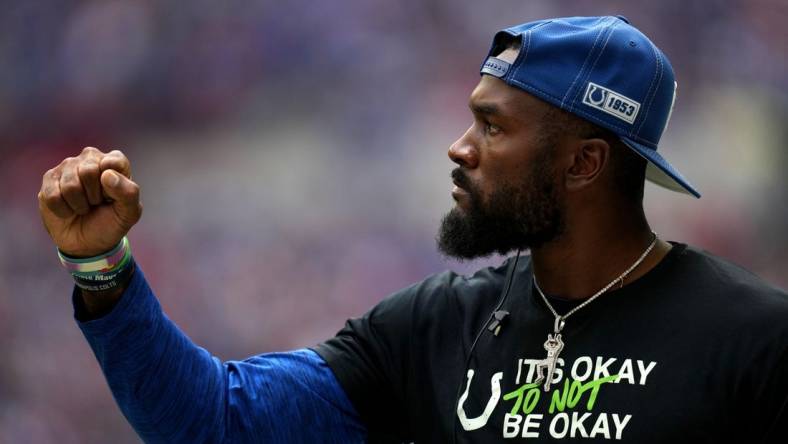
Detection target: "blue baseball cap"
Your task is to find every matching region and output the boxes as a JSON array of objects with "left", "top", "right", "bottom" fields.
[{"left": 480, "top": 15, "right": 700, "bottom": 198}]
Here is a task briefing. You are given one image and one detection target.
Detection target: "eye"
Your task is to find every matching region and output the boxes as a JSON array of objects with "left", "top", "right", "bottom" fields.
[{"left": 484, "top": 122, "right": 501, "bottom": 136}]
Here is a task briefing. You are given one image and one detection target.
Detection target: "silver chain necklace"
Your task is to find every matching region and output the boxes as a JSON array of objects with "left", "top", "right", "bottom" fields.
[{"left": 531, "top": 232, "right": 658, "bottom": 391}]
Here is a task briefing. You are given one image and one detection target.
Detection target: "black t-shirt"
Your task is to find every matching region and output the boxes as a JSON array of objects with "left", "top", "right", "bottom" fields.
[{"left": 313, "top": 243, "right": 788, "bottom": 443}]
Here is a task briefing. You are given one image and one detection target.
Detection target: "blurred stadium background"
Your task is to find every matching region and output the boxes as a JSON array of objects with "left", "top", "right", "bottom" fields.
[{"left": 1, "top": 0, "right": 786, "bottom": 442}]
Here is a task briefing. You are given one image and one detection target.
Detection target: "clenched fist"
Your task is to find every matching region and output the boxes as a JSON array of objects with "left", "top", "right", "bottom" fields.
[{"left": 38, "top": 147, "right": 142, "bottom": 258}]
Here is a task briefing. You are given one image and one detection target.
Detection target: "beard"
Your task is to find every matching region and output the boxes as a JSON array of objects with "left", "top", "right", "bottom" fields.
[{"left": 436, "top": 145, "right": 565, "bottom": 260}]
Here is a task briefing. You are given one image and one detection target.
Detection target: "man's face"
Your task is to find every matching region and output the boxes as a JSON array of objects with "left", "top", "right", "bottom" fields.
[{"left": 437, "top": 75, "right": 565, "bottom": 259}]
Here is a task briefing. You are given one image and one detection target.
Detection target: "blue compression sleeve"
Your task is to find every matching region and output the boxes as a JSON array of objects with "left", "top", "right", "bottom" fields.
[{"left": 74, "top": 266, "right": 366, "bottom": 443}]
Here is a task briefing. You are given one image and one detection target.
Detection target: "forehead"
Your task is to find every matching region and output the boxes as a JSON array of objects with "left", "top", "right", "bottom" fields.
[{"left": 469, "top": 75, "right": 550, "bottom": 121}]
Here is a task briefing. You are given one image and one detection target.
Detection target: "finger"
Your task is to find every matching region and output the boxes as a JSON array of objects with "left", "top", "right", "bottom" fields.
[
  {"left": 77, "top": 157, "right": 103, "bottom": 206},
  {"left": 59, "top": 160, "right": 91, "bottom": 215},
  {"left": 101, "top": 169, "right": 142, "bottom": 227},
  {"left": 39, "top": 168, "right": 74, "bottom": 218},
  {"left": 79, "top": 146, "right": 105, "bottom": 159},
  {"left": 99, "top": 150, "right": 131, "bottom": 178}
]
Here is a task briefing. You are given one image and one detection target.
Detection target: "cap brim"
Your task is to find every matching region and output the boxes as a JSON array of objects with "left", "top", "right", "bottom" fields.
[{"left": 620, "top": 137, "right": 701, "bottom": 198}]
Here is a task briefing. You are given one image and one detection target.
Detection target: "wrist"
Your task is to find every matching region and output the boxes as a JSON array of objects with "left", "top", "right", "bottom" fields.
[
  {"left": 58, "top": 237, "right": 136, "bottom": 292},
  {"left": 76, "top": 264, "right": 135, "bottom": 320}
]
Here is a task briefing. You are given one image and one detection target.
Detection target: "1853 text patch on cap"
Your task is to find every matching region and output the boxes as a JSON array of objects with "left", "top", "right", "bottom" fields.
[{"left": 581, "top": 82, "right": 641, "bottom": 124}]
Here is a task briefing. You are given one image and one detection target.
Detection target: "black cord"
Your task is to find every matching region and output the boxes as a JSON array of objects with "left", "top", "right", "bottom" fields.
[{"left": 451, "top": 250, "right": 521, "bottom": 444}]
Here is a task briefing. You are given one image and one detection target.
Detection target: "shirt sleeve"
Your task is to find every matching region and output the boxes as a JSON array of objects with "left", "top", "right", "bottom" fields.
[
  {"left": 312, "top": 284, "right": 420, "bottom": 443},
  {"left": 312, "top": 270, "right": 468, "bottom": 442},
  {"left": 74, "top": 265, "right": 366, "bottom": 444},
  {"left": 312, "top": 260, "right": 515, "bottom": 442}
]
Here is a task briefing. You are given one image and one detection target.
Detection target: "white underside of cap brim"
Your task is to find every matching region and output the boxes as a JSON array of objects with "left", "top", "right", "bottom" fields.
[
  {"left": 645, "top": 163, "right": 694, "bottom": 195},
  {"left": 620, "top": 137, "right": 701, "bottom": 198}
]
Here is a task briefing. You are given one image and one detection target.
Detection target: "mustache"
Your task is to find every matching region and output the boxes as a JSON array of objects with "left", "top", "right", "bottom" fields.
[{"left": 451, "top": 168, "right": 474, "bottom": 192}]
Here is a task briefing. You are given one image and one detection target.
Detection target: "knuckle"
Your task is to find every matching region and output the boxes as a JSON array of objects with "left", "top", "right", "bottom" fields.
[
  {"left": 78, "top": 161, "right": 100, "bottom": 176},
  {"left": 81, "top": 157, "right": 99, "bottom": 167},
  {"left": 60, "top": 170, "right": 79, "bottom": 186},
  {"left": 128, "top": 182, "right": 141, "bottom": 199},
  {"left": 41, "top": 182, "right": 58, "bottom": 198},
  {"left": 42, "top": 181, "right": 59, "bottom": 197},
  {"left": 107, "top": 149, "right": 126, "bottom": 159},
  {"left": 101, "top": 150, "right": 132, "bottom": 173},
  {"left": 81, "top": 146, "right": 101, "bottom": 155},
  {"left": 59, "top": 179, "right": 81, "bottom": 194},
  {"left": 43, "top": 191, "right": 62, "bottom": 206},
  {"left": 59, "top": 158, "right": 77, "bottom": 172},
  {"left": 42, "top": 185, "right": 56, "bottom": 199}
]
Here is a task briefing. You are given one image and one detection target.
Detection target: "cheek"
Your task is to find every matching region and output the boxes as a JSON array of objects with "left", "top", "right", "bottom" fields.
[
  {"left": 482, "top": 159, "right": 528, "bottom": 189},
  {"left": 481, "top": 140, "right": 536, "bottom": 175},
  {"left": 476, "top": 135, "right": 548, "bottom": 195},
  {"left": 474, "top": 169, "right": 517, "bottom": 207}
]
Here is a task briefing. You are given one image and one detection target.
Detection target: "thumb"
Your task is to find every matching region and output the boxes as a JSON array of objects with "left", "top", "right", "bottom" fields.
[{"left": 101, "top": 169, "right": 142, "bottom": 226}]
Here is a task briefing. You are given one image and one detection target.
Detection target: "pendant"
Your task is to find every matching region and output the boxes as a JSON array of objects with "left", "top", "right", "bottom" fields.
[{"left": 535, "top": 317, "right": 565, "bottom": 391}]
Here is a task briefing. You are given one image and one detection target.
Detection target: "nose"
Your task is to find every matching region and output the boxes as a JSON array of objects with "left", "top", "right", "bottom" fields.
[{"left": 448, "top": 127, "right": 479, "bottom": 169}]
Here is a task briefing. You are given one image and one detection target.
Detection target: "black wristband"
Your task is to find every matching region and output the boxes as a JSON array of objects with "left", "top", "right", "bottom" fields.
[{"left": 73, "top": 256, "right": 136, "bottom": 292}]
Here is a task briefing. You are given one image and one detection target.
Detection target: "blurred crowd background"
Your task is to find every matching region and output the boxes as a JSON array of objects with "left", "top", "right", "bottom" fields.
[{"left": 1, "top": 0, "right": 786, "bottom": 442}]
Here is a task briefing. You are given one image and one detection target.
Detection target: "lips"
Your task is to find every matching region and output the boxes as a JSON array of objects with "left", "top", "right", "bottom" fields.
[
  {"left": 451, "top": 169, "right": 471, "bottom": 190},
  {"left": 451, "top": 170, "right": 473, "bottom": 203},
  {"left": 452, "top": 179, "right": 470, "bottom": 202}
]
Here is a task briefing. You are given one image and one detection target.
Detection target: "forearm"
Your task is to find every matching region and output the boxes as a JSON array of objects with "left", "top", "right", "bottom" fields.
[
  {"left": 78, "top": 279, "right": 128, "bottom": 320},
  {"left": 76, "top": 265, "right": 227, "bottom": 443},
  {"left": 75, "top": 264, "right": 367, "bottom": 443}
]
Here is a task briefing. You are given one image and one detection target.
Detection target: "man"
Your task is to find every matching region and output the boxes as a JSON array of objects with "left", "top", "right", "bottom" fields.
[{"left": 38, "top": 16, "right": 787, "bottom": 443}]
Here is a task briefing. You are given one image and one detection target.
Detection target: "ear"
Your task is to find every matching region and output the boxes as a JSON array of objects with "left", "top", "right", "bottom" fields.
[{"left": 564, "top": 137, "right": 610, "bottom": 192}]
